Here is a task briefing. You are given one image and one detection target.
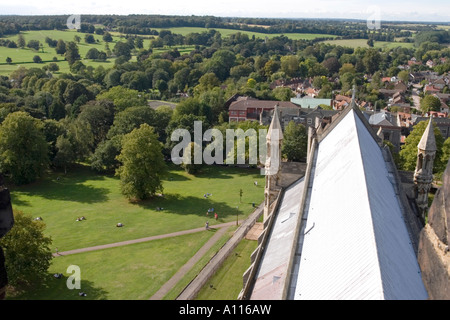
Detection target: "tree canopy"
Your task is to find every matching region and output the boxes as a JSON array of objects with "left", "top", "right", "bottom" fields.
[
  {"left": 0, "top": 210, "right": 52, "bottom": 289},
  {"left": 0, "top": 111, "right": 49, "bottom": 185},
  {"left": 399, "top": 120, "right": 444, "bottom": 173},
  {"left": 116, "top": 123, "right": 167, "bottom": 200}
]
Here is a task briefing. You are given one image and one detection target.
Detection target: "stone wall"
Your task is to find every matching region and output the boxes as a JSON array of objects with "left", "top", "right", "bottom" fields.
[{"left": 418, "top": 159, "right": 450, "bottom": 299}]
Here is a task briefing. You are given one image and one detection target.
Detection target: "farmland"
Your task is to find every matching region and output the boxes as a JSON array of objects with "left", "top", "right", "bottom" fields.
[
  {"left": 322, "top": 38, "right": 415, "bottom": 49},
  {"left": 0, "top": 27, "right": 338, "bottom": 76}
]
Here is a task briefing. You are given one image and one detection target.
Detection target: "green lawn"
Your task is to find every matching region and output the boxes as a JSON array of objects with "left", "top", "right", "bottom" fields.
[
  {"left": 9, "top": 231, "right": 216, "bottom": 300},
  {"left": 7, "top": 163, "right": 264, "bottom": 300},
  {"left": 10, "top": 163, "right": 265, "bottom": 252},
  {"left": 162, "top": 225, "right": 238, "bottom": 300},
  {"left": 322, "top": 38, "right": 414, "bottom": 49},
  {"left": 195, "top": 238, "right": 257, "bottom": 300}
]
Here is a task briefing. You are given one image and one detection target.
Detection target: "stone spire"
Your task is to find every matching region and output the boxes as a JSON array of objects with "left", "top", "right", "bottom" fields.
[
  {"left": 263, "top": 104, "right": 283, "bottom": 222},
  {"left": 414, "top": 120, "right": 436, "bottom": 221},
  {"left": 267, "top": 104, "right": 283, "bottom": 141},
  {"left": 377, "top": 127, "right": 384, "bottom": 146},
  {"left": 350, "top": 84, "right": 358, "bottom": 109},
  {"left": 418, "top": 119, "right": 437, "bottom": 152}
]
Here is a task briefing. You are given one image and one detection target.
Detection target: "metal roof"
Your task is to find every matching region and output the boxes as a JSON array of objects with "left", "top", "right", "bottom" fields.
[
  {"left": 291, "top": 108, "right": 428, "bottom": 300},
  {"left": 250, "top": 177, "right": 305, "bottom": 300}
]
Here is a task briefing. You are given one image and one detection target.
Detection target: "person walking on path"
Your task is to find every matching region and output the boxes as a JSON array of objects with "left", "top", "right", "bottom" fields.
[{"left": 205, "top": 221, "right": 209, "bottom": 230}]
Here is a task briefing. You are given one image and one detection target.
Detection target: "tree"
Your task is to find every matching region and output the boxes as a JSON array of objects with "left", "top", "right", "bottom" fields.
[
  {"left": 420, "top": 95, "right": 442, "bottom": 113},
  {"left": 339, "top": 63, "right": 356, "bottom": 76},
  {"left": 116, "top": 124, "right": 167, "bottom": 200},
  {"left": 440, "top": 137, "right": 450, "bottom": 173},
  {"left": 282, "top": 121, "right": 308, "bottom": 162},
  {"left": 53, "top": 135, "right": 75, "bottom": 174},
  {"left": 17, "top": 34, "right": 25, "bottom": 48},
  {"left": 45, "top": 36, "right": 57, "bottom": 47},
  {"left": 96, "top": 86, "right": 147, "bottom": 112},
  {"left": 59, "top": 117, "right": 94, "bottom": 160},
  {"left": 113, "top": 41, "right": 132, "bottom": 61},
  {"left": 5, "top": 57, "right": 11, "bottom": 64},
  {"left": 194, "top": 72, "right": 220, "bottom": 93},
  {"left": 181, "top": 142, "right": 202, "bottom": 174},
  {"left": 85, "top": 48, "right": 100, "bottom": 60},
  {"left": 362, "top": 48, "right": 381, "bottom": 74},
  {"left": 104, "top": 69, "right": 122, "bottom": 88},
  {"left": 397, "top": 70, "right": 410, "bottom": 83},
  {"left": 103, "top": 32, "right": 113, "bottom": 42},
  {"left": 32, "top": 55, "right": 42, "bottom": 63},
  {"left": 399, "top": 120, "right": 444, "bottom": 172},
  {"left": 0, "top": 111, "right": 49, "bottom": 185},
  {"left": 62, "top": 81, "right": 91, "bottom": 105},
  {"left": 84, "top": 34, "right": 95, "bottom": 44},
  {"left": 77, "top": 100, "right": 115, "bottom": 147},
  {"left": 91, "top": 135, "right": 122, "bottom": 172},
  {"left": 0, "top": 210, "right": 52, "bottom": 289},
  {"left": 47, "top": 62, "right": 59, "bottom": 72},
  {"left": 322, "top": 56, "right": 341, "bottom": 76},
  {"left": 64, "top": 41, "right": 80, "bottom": 66},
  {"left": 55, "top": 39, "right": 66, "bottom": 55},
  {"left": 280, "top": 55, "right": 300, "bottom": 78},
  {"left": 203, "top": 49, "right": 236, "bottom": 81},
  {"left": 273, "top": 87, "right": 293, "bottom": 101},
  {"left": 26, "top": 40, "right": 40, "bottom": 51}
]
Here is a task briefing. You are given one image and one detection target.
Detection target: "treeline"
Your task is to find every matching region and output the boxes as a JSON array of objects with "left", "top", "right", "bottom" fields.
[
  {"left": 1, "top": 14, "right": 447, "bottom": 39},
  {"left": 415, "top": 30, "right": 450, "bottom": 47}
]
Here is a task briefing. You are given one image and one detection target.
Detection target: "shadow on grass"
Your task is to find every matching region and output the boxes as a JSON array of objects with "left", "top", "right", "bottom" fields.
[
  {"left": 134, "top": 193, "right": 244, "bottom": 220},
  {"left": 174, "top": 164, "right": 262, "bottom": 180},
  {"left": 164, "top": 171, "right": 191, "bottom": 182},
  {"left": 7, "top": 274, "right": 108, "bottom": 300},
  {"left": 9, "top": 164, "right": 111, "bottom": 204}
]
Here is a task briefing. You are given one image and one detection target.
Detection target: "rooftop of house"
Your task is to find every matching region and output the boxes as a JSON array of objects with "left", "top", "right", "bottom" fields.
[
  {"left": 290, "top": 97, "right": 332, "bottom": 109},
  {"left": 228, "top": 99, "right": 300, "bottom": 111},
  {"left": 368, "top": 111, "right": 398, "bottom": 127}
]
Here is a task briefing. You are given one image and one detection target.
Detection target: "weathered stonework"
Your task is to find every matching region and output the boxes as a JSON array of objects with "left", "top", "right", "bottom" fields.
[{"left": 418, "top": 159, "right": 450, "bottom": 299}]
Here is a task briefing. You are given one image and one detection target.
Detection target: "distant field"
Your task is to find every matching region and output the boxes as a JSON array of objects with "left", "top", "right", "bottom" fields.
[
  {"left": 437, "top": 25, "right": 450, "bottom": 31},
  {"left": 322, "top": 38, "right": 414, "bottom": 49},
  {"left": 0, "top": 29, "right": 122, "bottom": 76},
  {"left": 157, "top": 27, "right": 337, "bottom": 40}
]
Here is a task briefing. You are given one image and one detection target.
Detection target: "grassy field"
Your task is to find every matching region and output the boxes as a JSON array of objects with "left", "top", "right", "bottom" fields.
[
  {"left": 10, "top": 163, "right": 265, "bottom": 252},
  {"left": 0, "top": 29, "right": 123, "bottom": 76},
  {"left": 7, "top": 163, "right": 264, "bottom": 300},
  {"left": 10, "top": 231, "right": 216, "bottom": 300},
  {"left": 162, "top": 225, "right": 238, "bottom": 300},
  {"left": 195, "top": 238, "right": 257, "bottom": 300},
  {"left": 322, "top": 38, "right": 414, "bottom": 49},
  {"left": 158, "top": 27, "right": 338, "bottom": 40}
]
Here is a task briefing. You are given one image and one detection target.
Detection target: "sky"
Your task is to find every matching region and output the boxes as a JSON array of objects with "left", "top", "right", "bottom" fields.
[{"left": 0, "top": 0, "right": 449, "bottom": 23}]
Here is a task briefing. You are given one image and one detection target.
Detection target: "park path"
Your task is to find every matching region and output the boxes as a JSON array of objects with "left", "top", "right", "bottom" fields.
[
  {"left": 53, "top": 202, "right": 264, "bottom": 300},
  {"left": 52, "top": 221, "right": 237, "bottom": 257},
  {"left": 149, "top": 225, "right": 232, "bottom": 300}
]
